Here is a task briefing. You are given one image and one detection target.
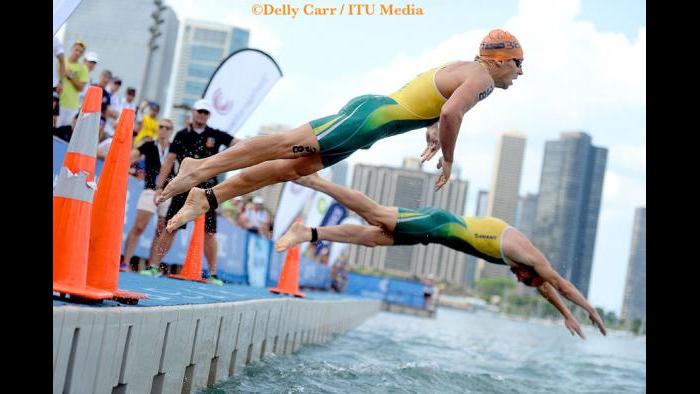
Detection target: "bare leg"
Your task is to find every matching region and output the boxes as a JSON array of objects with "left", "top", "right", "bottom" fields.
[
  {"left": 166, "top": 155, "right": 324, "bottom": 232},
  {"left": 122, "top": 210, "right": 154, "bottom": 269},
  {"left": 146, "top": 217, "right": 167, "bottom": 266},
  {"left": 204, "top": 232, "right": 217, "bottom": 275},
  {"left": 147, "top": 227, "right": 177, "bottom": 271},
  {"left": 158, "top": 123, "right": 320, "bottom": 202},
  {"left": 294, "top": 173, "right": 398, "bottom": 231},
  {"left": 275, "top": 221, "right": 394, "bottom": 252}
]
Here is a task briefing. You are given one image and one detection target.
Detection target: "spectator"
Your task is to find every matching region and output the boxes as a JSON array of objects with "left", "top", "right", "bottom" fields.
[
  {"left": 121, "top": 119, "right": 175, "bottom": 272},
  {"left": 106, "top": 76, "right": 122, "bottom": 114},
  {"left": 78, "top": 51, "right": 99, "bottom": 105},
  {"left": 239, "top": 196, "right": 272, "bottom": 238},
  {"left": 134, "top": 102, "right": 160, "bottom": 144},
  {"left": 123, "top": 87, "right": 138, "bottom": 112},
  {"left": 219, "top": 196, "right": 245, "bottom": 225},
  {"left": 106, "top": 76, "right": 123, "bottom": 134},
  {"left": 423, "top": 276, "right": 437, "bottom": 312},
  {"left": 52, "top": 91, "right": 60, "bottom": 128},
  {"left": 331, "top": 257, "right": 349, "bottom": 292},
  {"left": 57, "top": 41, "right": 88, "bottom": 127},
  {"left": 53, "top": 113, "right": 79, "bottom": 142},
  {"left": 53, "top": 36, "right": 65, "bottom": 94},
  {"left": 142, "top": 99, "right": 239, "bottom": 285},
  {"left": 96, "top": 116, "right": 111, "bottom": 160},
  {"left": 94, "top": 70, "right": 113, "bottom": 108}
]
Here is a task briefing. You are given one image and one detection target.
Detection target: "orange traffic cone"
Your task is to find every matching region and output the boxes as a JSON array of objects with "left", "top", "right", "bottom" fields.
[
  {"left": 86, "top": 108, "right": 146, "bottom": 304},
  {"left": 168, "top": 215, "right": 208, "bottom": 283},
  {"left": 270, "top": 244, "right": 305, "bottom": 298},
  {"left": 53, "top": 86, "right": 113, "bottom": 301}
]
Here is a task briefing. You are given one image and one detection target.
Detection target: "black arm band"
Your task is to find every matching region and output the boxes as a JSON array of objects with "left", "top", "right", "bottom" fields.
[
  {"left": 204, "top": 188, "right": 218, "bottom": 211},
  {"left": 310, "top": 227, "right": 318, "bottom": 243}
]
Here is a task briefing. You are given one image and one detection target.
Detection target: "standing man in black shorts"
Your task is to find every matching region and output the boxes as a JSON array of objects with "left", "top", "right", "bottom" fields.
[{"left": 142, "top": 99, "right": 239, "bottom": 285}]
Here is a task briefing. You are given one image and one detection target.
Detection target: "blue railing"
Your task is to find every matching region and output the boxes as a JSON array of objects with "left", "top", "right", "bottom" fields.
[{"left": 344, "top": 272, "right": 428, "bottom": 309}]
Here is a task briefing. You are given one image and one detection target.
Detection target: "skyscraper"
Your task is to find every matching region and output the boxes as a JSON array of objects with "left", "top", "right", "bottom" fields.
[
  {"left": 516, "top": 193, "right": 539, "bottom": 238},
  {"left": 348, "top": 163, "right": 469, "bottom": 284},
  {"left": 532, "top": 131, "right": 607, "bottom": 297},
  {"left": 169, "top": 19, "right": 249, "bottom": 128},
  {"left": 479, "top": 131, "right": 526, "bottom": 280},
  {"left": 63, "top": 0, "right": 179, "bottom": 106},
  {"left": 622, "top": 207, "right": 646, "bottom": 322}
]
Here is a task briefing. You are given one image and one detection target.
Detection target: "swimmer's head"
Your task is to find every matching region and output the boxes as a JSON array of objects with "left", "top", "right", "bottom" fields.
[
  {"left": 510, "top": 264, "right": 544, "bottom": 287},
  {"left": 476, "top": 29, "right": 524, "bottom": 89}
]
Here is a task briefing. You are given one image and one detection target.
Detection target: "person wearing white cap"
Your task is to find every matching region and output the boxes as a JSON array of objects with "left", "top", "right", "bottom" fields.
[
  {"left": 143, "top": 99, "right": 241, "bottom": 285},
  {"left": 78, "top": 51, "right": 99, "bottom": 106},
  {"left": 239, "top": 196, "right": 272, "bottom": 238}
]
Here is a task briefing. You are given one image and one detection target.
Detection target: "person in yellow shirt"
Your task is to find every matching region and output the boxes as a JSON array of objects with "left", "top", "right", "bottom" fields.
[
  {"left": 276, "top": 173, "right": 608, "bottom": 340},
  {"left": 134, "top": 102, "right": 161, "bottom": 143},
  {"left": 160, "top": 29, "right": 524, "bottom": 231},
  {"left": 57, "top": 41, "right": 89, "bottom": 127}
]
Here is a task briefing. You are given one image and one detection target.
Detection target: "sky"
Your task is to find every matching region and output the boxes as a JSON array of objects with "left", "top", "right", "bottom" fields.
[{"left": 155, "top": 0, "right": 644, "bottom": 314}]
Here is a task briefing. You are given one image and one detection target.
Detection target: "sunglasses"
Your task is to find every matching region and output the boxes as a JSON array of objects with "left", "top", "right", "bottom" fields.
[
  {"left": 513, "top": 58, "right": 523, "bottom": 68},
  {"left": 159, "top": 124, "right": 172, "bottom": 130},
  {"left": 196, "top": 109, "right": 210, "bottom": 115}
]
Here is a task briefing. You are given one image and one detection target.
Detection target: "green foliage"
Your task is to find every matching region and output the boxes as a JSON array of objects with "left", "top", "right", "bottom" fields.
[{"left": 475, "top": 277, "right": 516, "bottom": 300}]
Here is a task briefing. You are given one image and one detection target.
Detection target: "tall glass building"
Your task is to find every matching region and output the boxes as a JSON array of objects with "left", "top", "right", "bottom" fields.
[
  {"left": 532, "top": 132, "right": 607, "bottom": 297},
  {"left": 169, "top": 19, "right": 249, "bottom": 128},
  {"left": 622, "top": 207, "right": 646, "bottom": 321},
  {"left": 62, "top": 0, "right": 179, "bottom": 107}
]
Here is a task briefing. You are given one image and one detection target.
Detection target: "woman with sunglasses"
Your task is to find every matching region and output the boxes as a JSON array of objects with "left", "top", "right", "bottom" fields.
[{"left": 121, "top": 119, "right": 175, "bottom": 273}]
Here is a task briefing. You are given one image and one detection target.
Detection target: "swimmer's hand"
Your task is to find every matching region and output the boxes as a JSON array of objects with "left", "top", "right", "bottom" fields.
[
  {"left": 434, "top": 157, "right": 452, "bottom": 191},
  {"left": 589, "top": 311, "right": 607, "bottom": 336},
  {"left": 565, "top": 317, "right": 585, "bottom": 340},
  {"left": 420, "top": 123, "right": 440, "bottom": 163}
]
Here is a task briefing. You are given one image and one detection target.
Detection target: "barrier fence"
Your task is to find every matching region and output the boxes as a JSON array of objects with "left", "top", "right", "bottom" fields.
[{"left": 53, "top": 137, "right": 331, "bottom": 289}]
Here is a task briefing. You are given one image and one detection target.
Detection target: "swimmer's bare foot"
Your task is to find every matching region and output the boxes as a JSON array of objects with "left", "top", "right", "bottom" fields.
[
  {"left": 158, "top": 157, "right": 203, "bottom": 204},
  {"left": 292, "top": 172, "right": 322, "bottom": 189},
  {"left": 166, "top": 188, "right": 209, "bottom": 232},
  {"left": 275, "top": 222, "right": 311, "bottom": 252}
]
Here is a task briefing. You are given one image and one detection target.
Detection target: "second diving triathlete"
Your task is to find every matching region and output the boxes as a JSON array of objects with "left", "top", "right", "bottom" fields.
[{"left": 276, "top": 173, "right": 607, "bottom": 340}]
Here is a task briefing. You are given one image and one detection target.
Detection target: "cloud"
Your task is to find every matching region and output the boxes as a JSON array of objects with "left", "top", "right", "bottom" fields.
[
  {"left": 165, "top": 1, "right": 284, "bottom": 54},
  {"left": 609, "top": 143, "right": 646, "bottom": 175},
  {"left": 223, "top": 11, "right": 284, "bottom": 54},
  {"left": 602, "top": 170, "right": 646, "bottom": 208}
]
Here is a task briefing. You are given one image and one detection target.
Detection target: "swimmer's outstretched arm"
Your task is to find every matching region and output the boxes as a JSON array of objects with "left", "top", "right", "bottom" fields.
[
  {"left": 531, "top": 257, "right": 607, "bottom": 336},
  {"left": 434, "top": 76, "right": 491, "bottom": 190},
  {"left": 537, "top": 282, "right": 585, "bottom": 339}
]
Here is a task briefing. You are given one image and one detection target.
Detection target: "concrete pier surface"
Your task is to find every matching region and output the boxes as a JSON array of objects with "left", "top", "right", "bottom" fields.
[{"left": 53, "top": 272, "right": 381, "bottom": 393}]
